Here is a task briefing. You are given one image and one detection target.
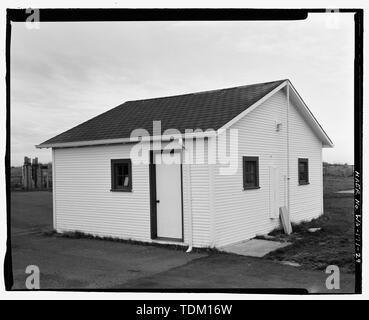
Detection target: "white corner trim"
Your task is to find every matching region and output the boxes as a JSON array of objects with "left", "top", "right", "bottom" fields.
[
  {"left": 52, "top": 148, "right": 56, "bottom": 230},
  {"left": 185, "top": 161, "right": 193, "bottom": 249},
  {"left": 208, "top": 156, "right": 216, "bottom": 248}
]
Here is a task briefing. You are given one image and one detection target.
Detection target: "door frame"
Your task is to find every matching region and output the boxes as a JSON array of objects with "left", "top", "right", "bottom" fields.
[{"left": 149, "top": 149, "right": 184, "bottom": 242}]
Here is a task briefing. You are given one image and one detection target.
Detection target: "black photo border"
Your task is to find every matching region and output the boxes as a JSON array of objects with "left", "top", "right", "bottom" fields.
[{"left": 4, "top": 8, "right": 363, "bottom": 295}]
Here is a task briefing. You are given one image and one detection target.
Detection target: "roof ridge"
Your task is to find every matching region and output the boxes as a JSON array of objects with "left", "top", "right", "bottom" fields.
[{"left": 127, "top": 79, "right": 287, "bottom": 103}]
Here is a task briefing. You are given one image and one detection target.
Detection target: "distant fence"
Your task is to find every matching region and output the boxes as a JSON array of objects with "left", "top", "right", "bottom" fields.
[
  {"left": 323, "top": 164, "right": 353, "bottom": 177},
  {"left": 11, "top": 157, "right": 52, "bottom": 191}
]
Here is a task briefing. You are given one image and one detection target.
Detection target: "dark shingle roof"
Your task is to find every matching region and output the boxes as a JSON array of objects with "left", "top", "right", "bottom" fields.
[{"left": 39, "top": 79, "right": 285, "bottom": 145}]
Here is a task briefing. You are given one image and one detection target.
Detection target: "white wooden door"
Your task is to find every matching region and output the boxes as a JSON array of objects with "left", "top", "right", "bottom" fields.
[
  {"left": 269, "top": 166, "right": 280, "bottom": 219},
  {"left": 155, "top": 151, "right": 183, "bottom": 240}
]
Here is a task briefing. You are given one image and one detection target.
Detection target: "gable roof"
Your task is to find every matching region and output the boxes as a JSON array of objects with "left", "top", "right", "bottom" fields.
[
  {"left": 37, "top": 80, "right": 285, "bottom": 147},
  {"left": 37, "top": 79, "right": 333, "bottom": 148}
]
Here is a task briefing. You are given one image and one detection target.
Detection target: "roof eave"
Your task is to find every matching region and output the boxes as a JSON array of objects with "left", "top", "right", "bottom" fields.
[
  {"left": 36, "top": 130, "right": 217, "bottom": 149},
  {"left": 323, "top": 141, "right": 334, "bottom": 148}
]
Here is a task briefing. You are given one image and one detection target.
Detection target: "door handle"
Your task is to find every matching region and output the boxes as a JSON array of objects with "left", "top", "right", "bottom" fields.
[{"left": 156, "top": 200, "right": 160, "bottom": 203}]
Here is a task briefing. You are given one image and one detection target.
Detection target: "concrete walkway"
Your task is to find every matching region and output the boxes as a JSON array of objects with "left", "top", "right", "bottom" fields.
[
  {"left": 220, "top": 239, "right": 290, "bottom": 258},
  {"left": 336, "top": 189, "right": 354, "bottom": 194}
]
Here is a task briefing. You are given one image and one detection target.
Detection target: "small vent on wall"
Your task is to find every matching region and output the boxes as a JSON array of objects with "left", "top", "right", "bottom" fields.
[{"left": 275, "top": 120, "right": 283, "bottom": 132}]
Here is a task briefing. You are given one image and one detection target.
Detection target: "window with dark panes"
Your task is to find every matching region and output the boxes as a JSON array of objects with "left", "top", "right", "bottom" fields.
[
  {"left": 298, "top": 158, "right": 309, "bottom": 185},
  {"left": 111, "top": 159, "right": 132, "bottom": 191},
  {"left": 243, "top": 156, "right": 259, "bottom": 189}
]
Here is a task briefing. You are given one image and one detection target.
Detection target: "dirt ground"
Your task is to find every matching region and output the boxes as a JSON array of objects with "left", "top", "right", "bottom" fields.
[
  {"left": 8, "top": 191, "right": 355, "bottom": 293},
  {"left": 263, "top": 176, "right": 355, "bottom": 273}
]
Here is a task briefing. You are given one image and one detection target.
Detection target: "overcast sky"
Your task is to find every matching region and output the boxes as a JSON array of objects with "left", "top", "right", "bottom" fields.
[{"left": 11, "top": 13, "right": 354, "bottom": 166}]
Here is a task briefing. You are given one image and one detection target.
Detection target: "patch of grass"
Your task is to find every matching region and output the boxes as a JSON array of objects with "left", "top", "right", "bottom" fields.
[
  {"left": 323, "top": 175, "right": 354, "bottom": 195},
  {"left": 44, "top": 229, "right": 220, "bottom": 254},
  {"left": 263, "top": 175, "right": 355, "bottom": 273},
  {"left": 42, "top": 229, "right": 57, "bottom": 237}
]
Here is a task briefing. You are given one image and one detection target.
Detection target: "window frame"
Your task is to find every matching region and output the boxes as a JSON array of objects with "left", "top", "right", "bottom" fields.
[
  {"left": 298, "top": 158, "right": 309, "bottom": 185},
  {"left": 243, "top": 156, "right": 260, "bottom": 190},
  {"left": 111, "top": 159, "right": 132, "bottom": 192}
]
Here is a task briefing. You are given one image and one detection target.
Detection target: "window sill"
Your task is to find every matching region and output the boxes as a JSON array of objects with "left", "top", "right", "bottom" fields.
[
  {"left": 298, "top": 182, "right": 310, "bottom": 186},
  {"left": 110, "top": 189, "right": 132, "bottom": 192},
  {"left": 243, "top": 186, "right": 260, "bottom": 191}
]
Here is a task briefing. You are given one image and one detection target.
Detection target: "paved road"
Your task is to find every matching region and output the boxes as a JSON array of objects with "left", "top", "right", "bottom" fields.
[{"left": 10, "top": 191, "right": 355, "bottom": 292}]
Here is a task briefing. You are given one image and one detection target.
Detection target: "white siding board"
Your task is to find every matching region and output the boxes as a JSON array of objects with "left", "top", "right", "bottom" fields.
[
  {"left": 214, "top": 90, "right": 288, "bottom": 247},
  {"left": 181, "top": 162, "right": 191, "bottom": 245},
  {"left": 54, "top": 144, "right": 151, "bottom": 241},
  {"left": 213, "top": 88, "right": 323, "bottom": 247},
  {"left": 288, "top": 98, "right": 324, "bottom": 223},
  {"left": 186, "top": 139, "right": 211, "bottom": 247},
  {"left": 53, "top": 141, "right": 212, "bottom": 247}
]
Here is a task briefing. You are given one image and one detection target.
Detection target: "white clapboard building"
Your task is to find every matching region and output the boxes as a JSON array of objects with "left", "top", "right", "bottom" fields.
[{"left": 37, "top": 79, "right": 333, "bottom": 248}]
